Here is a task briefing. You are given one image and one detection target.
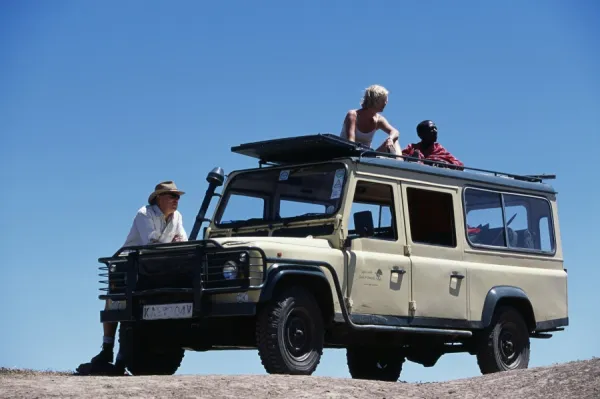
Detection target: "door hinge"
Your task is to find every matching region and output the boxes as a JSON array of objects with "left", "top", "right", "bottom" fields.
[
  {"left": 403, "top": 245, "right": 411, "bottom": 256},
  {"left": 409, "top": 300, "right": 417, "bottom": 314},
  {"left": 334, "top": 213, "right": 343, "bottom": 229}
]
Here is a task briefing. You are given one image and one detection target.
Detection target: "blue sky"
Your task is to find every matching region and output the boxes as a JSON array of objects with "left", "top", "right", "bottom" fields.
[{"left": 1, "top": 0, "right": 598, "bottom": 382}]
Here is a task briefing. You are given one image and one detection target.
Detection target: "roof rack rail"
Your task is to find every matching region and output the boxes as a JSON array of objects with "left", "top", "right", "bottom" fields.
[
  {"left": 230, "top": 133, "right": 556, "bottom": 184},
  {"left": 356, "top": 148, "right": 554, "bottom": 183},
  {"left": 522, "top": 174, "right": 556, "bottom": 181}
]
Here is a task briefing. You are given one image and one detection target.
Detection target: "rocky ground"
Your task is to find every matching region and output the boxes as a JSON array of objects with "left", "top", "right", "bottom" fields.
[{"left": 1, "top": 357, "right": 598, "bottom": 399}]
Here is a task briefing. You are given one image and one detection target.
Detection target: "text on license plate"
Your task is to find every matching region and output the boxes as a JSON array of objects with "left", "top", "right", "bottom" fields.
[{"left": 143, "top": 303, "right": 193, "bottom": 320}]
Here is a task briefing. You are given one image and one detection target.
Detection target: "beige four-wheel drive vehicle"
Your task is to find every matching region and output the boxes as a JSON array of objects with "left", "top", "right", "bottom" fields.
[{"left": 98, "top": 134, "right": 568, "bottom": 381}]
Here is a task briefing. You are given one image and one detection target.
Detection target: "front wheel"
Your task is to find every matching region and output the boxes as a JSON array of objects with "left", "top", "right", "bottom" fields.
[
  {"left": 256, "top": 286, "right": 324, "bottom": 375},
  {"left": 476, "top": 306, "right": 531, "bottom": 374},
  {"left": 346, "top": 346, "right": 404, "bottom": 382}
]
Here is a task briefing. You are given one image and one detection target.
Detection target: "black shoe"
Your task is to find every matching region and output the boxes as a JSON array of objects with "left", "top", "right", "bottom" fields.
[
  {"left": 74, "top": 361, "right": 111, "bottom": 376},
  {"left": 90, "top": 344, "right": 114, "bottom": 364}
]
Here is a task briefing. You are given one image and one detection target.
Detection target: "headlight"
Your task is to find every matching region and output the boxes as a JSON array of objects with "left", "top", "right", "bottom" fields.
[{"left": 223, "top": 260, "right": 238, "bottom": 280}]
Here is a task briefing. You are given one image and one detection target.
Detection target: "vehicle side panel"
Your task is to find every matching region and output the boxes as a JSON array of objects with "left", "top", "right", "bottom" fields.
[{"left": 465, "top": 253, "right": 568, "bottom": 325}]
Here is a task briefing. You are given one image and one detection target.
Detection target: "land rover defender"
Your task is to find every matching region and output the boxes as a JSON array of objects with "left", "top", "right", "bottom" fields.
[{"left": 98, "top": 134, "right": 568, "bottom": 381}]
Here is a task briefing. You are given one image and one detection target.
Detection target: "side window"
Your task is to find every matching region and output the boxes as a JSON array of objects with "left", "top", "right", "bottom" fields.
[
  {"left": 504, "top": 204, "right": 528, "bottom": 231},
  {"left": 503, "top": 193, "right": 553, "bottom": 251},
  {"left": 464, "top": 188, "right": 555, "bottom": 253},
  {"left": 406, "top": 187, "right": 456, "bottom": 247},
  {"left": 465, "top": 190, "right": 506, "bottom": 247},
  {"left": 539, "top": 216, "right": 553, "bottom": 252},
  {"left": 348, "top": 181, "right": 397, "bottom": 241}
]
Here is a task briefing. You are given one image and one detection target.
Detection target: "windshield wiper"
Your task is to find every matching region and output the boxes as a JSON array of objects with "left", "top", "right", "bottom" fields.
[
  {"left": 295, "top": 212, "right": 325, "bottom": 217},
  {"left": 220, "top": 218, "right": 268, "bottom": 227},
  {"left": 281, "top": 212, "right": 326, "bottom": 225}
]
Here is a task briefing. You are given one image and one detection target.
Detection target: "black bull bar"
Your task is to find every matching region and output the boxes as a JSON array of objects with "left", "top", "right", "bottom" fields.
[{"left": 97, "top": 239, "right": 268, "bottom": 321}]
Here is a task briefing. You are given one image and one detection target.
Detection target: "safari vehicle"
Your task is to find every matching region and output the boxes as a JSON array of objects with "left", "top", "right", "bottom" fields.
[{"left": 98, "top": 134, "right": 568, "bottom": 380}]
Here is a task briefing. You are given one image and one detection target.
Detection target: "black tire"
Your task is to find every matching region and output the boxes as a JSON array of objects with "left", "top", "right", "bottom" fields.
[
  {"left": 118, "top": 323, "right": 185, "bottom": 376},
  {"left": 346, "top": 346, "right": 404, "bottom": 382},
  {"left": 256, "top": 286, "right": 324, "bottom": 375},
  {"left": 476, "top": 306, "right": 530, "bottom": 374}
]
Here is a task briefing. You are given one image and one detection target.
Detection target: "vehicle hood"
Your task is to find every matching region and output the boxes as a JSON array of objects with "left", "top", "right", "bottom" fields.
[{"left": 210, "top": 236, "right": 333, "bottom": 249}]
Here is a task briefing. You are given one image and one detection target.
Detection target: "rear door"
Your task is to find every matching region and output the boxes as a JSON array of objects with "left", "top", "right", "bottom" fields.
[{"left": 400, "top": 182, "right": 468, "bottom": 321}]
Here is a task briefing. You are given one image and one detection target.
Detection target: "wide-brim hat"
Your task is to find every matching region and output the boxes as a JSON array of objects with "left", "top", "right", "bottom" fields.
[{"left": 148, "top": 180, "right": 185, "bottom": 204}]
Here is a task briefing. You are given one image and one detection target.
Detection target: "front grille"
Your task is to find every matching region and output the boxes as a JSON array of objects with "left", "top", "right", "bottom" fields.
[
  {"left": 136, "top": 251, "right": 198, "bottom": 290},
  {"left": 98, "top": 242, "right": 267, "bottom": 298}
]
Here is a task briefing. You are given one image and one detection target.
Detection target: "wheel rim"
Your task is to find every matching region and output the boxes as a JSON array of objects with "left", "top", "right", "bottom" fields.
[
  {"left": 498, "top": 322, "right": 522, "bottom": 369},
  {"left": 284, "top": 309, "right": 313, "bottom": 361}
]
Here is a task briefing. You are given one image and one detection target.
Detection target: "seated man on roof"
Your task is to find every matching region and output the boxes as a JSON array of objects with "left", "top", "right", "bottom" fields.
[
  {"left": 402, "top": 120, "right": 464, "bottom": 169},
  {"left": 340, "top": 84, "right": 403, "bottom": 159}
]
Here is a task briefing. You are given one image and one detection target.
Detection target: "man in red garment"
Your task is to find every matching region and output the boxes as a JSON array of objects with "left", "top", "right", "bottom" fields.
[{"left": 402, "top": 120, "right": 464, "bottom": 170}]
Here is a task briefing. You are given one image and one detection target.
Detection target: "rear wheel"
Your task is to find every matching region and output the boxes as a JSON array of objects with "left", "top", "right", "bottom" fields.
[
  {"left": 476, "top": 306, "right": 530, "bottom": 374},
  {"left": 256, "top": 286, "right": 324, "bottom": 375},
  {"left": 346, "top": 346, "right": 405, "bottom": 382},
  {"left": 118, "top": 322, "right": 185, "bottom": 376}
]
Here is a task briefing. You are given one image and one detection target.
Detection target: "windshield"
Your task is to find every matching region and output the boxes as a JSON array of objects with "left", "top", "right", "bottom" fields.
[{"left": 214, "top": 163, "right": 348, "bottom": 229}]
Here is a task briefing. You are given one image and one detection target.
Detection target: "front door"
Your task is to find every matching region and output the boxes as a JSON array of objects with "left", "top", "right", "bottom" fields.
[
  {"left": 345, "top": 178, "right": 412, "bottom": 318},
  {"left": 400, "top": 182, "right": 467, "bottom": 321}
]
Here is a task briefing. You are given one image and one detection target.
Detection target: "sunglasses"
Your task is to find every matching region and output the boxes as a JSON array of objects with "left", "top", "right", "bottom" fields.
[{"left": 162, "top": 193, "right": 180, "bottom": 200}]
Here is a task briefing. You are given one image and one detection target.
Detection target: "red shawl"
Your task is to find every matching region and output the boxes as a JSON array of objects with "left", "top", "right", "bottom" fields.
[{"left": 402, "top": 142, "right": 464, "bottom": 170}]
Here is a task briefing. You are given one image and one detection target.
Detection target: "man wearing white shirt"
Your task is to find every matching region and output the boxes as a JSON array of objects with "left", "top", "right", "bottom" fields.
[
  {"left": 123, "top": 181, "right": 188, "bottom": 246},
  {"left": 77, "top": 180, "right": 188, "bottom": 375}
]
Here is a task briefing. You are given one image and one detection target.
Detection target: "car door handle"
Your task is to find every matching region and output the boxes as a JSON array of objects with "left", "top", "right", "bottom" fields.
[
  {"left": 451, "top": 273, "right": 465, "bottom": 280},
  {"left": 391, "top": 269, "right": 406, "bottom": 275}
]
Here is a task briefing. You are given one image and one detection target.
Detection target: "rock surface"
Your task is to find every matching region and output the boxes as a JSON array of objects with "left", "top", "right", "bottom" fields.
[{"left": 1, "top": 357, "right": 598, "bottom": 399}]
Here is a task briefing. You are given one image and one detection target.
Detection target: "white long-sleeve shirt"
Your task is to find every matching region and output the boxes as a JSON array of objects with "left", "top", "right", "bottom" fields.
[{"left": 122, "top": 205, "right": 188, "bottom": 247}]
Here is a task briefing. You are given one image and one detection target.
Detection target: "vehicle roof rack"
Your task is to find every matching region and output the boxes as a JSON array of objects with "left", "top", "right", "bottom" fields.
[{"left": 230, "top": 133, "right": 555, "bottom": 185}]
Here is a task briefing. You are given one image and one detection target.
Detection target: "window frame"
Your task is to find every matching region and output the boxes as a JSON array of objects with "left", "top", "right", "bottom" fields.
[{"left": 462, "top": 186, "right": 556, "bottom": 256}]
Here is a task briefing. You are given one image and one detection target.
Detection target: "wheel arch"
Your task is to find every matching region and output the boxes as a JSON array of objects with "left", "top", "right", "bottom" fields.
[
  {"left": 258, "top": 264, "right": 335, "bottom": 326},
  {"left": 481, "top": 286, "right": 536, "bottom": 331}
]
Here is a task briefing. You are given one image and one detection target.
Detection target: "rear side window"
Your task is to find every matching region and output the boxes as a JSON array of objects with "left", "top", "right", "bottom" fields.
[
  {"left": 464, "top": 188, "right": 555, "bottom": 253},
  {"left": 406, "top": 187, "right": 457, "bottom": 247}
]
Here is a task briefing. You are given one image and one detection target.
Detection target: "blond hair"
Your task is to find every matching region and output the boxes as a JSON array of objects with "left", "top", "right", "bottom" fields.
[{"left": 360, "top": 84, "right": 389, "bottom": 109}]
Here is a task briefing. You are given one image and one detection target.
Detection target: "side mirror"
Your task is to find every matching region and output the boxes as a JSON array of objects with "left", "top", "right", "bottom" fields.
[{"left": 353, "top": 210, "right": 374, "bottom": 238}]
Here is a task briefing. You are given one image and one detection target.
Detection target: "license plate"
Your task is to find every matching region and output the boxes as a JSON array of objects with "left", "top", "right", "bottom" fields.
[{"left": 142, "top": 303, "right": 193, "bottom": 320}]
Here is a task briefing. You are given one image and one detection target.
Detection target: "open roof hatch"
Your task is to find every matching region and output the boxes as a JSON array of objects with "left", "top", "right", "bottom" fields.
[{"left": 230, "top": 133, "right": 370, "bottom": 165}]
